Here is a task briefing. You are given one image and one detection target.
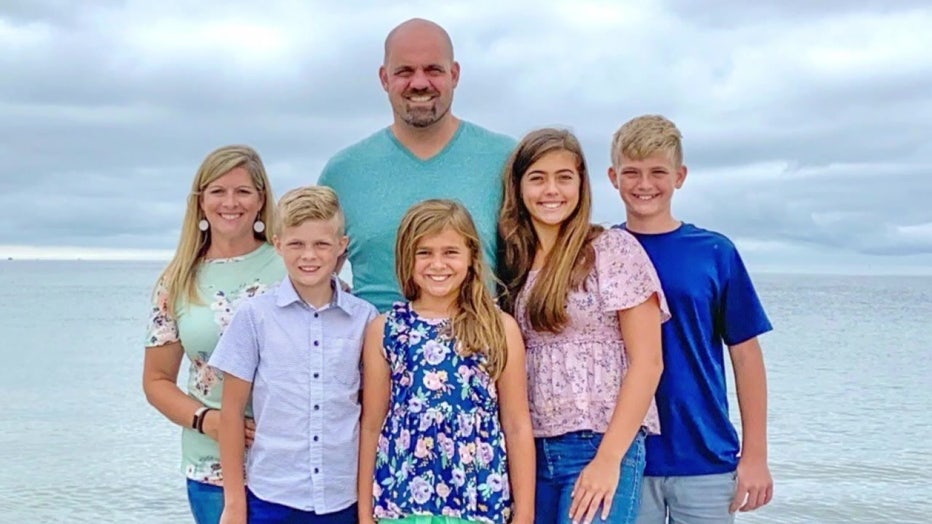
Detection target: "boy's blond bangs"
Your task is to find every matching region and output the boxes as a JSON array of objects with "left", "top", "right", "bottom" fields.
[
  {"left": 277, "top": 185, "right": 345, "bottom": 234},
  {"left": 611, "top": 114, "right": 684, "bottom": 167}
]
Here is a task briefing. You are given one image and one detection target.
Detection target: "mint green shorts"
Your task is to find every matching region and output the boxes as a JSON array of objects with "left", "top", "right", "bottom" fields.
[{"left": 381, "top": 516, "right": 473, "bottom": 524}]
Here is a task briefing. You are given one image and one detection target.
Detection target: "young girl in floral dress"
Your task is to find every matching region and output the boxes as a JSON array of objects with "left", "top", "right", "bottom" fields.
[
  {"left": 358, "top": 199, "right": 535, "bottom": 524},
  {"left": 498, "top": 129, "right": 669, "bottom": 524}
]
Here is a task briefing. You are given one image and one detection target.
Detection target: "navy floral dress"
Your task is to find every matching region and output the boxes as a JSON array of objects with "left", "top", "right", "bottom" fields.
[{"left": 372, "top": 302, "right": 512, "bottom": 524}]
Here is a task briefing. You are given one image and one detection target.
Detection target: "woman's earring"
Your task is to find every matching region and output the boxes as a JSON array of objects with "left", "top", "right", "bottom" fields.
[
  {"left": 198, "top": 219, "right": 209, "bottom": 232},
  {"left": 253, "top": 219, "right": 265, "bottom": 233}
]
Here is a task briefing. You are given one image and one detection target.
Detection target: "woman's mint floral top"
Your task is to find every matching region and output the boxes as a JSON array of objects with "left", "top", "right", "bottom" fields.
[
  {"left": 144, "top": 243, "right": 284, "bottom": 485},
  {"left": 372, "top": 302, "right": 511, "bottom": 524}
]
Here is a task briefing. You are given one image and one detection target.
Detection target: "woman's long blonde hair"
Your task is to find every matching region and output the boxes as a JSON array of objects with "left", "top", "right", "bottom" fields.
[
  {"left": 155, "top": 145, "right": 276, "bottom": 316},
  {"left": 396, "top": 199, "right": 508, "bottom": 380},
  {"left": 499, "top": 128, "right": 602, "bottom": 333}
]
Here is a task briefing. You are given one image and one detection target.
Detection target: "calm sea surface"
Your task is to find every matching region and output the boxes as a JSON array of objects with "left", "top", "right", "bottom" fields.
[{"left": 1, "top": 261, "right": 930, "bottom": 523}]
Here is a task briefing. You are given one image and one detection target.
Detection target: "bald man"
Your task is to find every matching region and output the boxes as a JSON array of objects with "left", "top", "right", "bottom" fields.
[{"left": 319, "top": 18, "right": 516, "bottom": 312}]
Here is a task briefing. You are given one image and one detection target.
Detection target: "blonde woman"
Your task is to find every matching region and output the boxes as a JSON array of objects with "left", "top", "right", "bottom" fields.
[{"left": 143, "top": 145, "right": 285, "bottom": 524}]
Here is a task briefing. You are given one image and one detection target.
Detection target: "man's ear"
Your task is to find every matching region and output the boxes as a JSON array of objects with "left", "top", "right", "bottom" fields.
[
  {"left": 379, "top": 66, "right": 389, "bottom": 92},
  {"left": 450, "top": 61, "right": 461, "bottom": 88}
]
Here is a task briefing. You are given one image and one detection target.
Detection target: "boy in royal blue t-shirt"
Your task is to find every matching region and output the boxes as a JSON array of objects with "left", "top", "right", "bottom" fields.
[{"left": 609, "top": 115, "right": 774, "bottom": 523}]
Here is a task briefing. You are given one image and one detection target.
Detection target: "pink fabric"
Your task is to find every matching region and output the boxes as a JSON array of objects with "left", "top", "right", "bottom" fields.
[{"left": 516, "top": 228, "right": 670, "bottom": 438}]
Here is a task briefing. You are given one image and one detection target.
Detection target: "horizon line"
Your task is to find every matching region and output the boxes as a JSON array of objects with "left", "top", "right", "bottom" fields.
[{"left": 2, "top": 245, "right": 931, "bottom": 277}]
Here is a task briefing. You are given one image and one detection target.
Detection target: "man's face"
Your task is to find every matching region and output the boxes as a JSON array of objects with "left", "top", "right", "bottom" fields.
[{"left": 380, "top": 27, "right": 460, "bottom": 129}]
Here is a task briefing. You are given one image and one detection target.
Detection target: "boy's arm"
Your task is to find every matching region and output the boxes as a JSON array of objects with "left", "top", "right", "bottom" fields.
[
  {"left": 358, "top": 315, "right": 390, "bottom": 524},
  {"left": 728, "top": 336, "right": 773, "bottom": 513},
  {"left": 497, "top": 313, "right": 535, "bottom": 524},
  {"left": 571, "top": 295, "right": 664, "bottom": 524},
  {"left": 206, "top": 303, "right": 261, "bottom": 524},
  {"left": 219, "top": 373, "right": 252, "bottom": 524}
]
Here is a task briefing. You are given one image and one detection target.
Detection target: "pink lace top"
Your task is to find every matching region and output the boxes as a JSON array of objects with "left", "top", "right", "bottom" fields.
[{"left": 515, "top": 228, "right": 670, "bottom": 438}]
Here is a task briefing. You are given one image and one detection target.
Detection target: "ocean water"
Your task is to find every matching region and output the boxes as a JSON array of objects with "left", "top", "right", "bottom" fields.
[{"left": 1, "top": 260, "right": 930, "bottom": 523}]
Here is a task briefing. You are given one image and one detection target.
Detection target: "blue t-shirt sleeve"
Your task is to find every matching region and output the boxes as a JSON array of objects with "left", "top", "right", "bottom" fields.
[
  {"left": 208, "top": 302, "right": 260, "bottom": 382},
  {"left": 720, "top": 245, "right": 773, "bottom": 346}
]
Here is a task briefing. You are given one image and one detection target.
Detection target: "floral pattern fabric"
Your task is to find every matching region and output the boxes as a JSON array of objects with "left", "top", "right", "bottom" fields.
[
  {"left": 516, "top": 228, "right": 670, "bottom": 438},
  {"left": 144, "top": 243, "right": 285, "bottom": 485},
  {"left": 373, "top": 302, "right": 511, "bottom": 524}
]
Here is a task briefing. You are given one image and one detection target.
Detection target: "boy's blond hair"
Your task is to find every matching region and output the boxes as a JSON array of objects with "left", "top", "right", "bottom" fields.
[
  {"left": 611, "top": 114, "right": 684, "bottom": 167},
  {"left": 277, "top": 185, "right": 345, "bottom": 234}
]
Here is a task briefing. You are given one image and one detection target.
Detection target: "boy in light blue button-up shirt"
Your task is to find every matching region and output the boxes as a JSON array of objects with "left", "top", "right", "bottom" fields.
[{"left": 210, "top": 186, "right": 378, "bottom": 524}]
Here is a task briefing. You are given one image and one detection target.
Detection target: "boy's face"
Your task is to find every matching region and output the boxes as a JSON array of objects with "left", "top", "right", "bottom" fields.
[
  {"left": 609, "top": 152, "right": 687, "bottom": 223},
  {"left": 273, "top": 217, "right": 347, "bottom": 294}
]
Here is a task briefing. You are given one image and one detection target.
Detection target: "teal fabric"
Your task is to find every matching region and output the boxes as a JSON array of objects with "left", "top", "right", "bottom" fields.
[{"left": 319, "top": 121, "right": 516, "bottom": 312}]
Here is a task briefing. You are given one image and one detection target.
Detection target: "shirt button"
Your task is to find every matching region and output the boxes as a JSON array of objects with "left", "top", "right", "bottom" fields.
[
  {"left": 314, "top": 313, "right": 319, "bottom": 318},
  {"left": 313, "top": 373, "right": 319, "bottom": 379},
  {"left": 313, "top": 435, "right": 319, "bottom": 442},
  {"left": 313, "top": 340, "right": 319, "bottom": 346},
  {"left": 314, "top": 405, "right": 319, "bottom": 410},
  {"left": 314, "top": 468, "right": 319, "bottom": 474}
]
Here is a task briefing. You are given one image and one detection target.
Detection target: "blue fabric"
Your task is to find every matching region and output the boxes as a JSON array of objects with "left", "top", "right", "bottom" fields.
[
  {"left": 318, "top": 121, "right": 516, "bottom": 312},
  {"left": 247, "top": 488, "right": 358, "bottom": 524},
  {"left": 535, "top": 431, "right": 646, "bottom": 524},
  {"left": 209, "top": 276, "right": 378, "bottom": 512},
  {"left": 620, "top": 223, "right": 772, "bottom": 477},
  {"left": 373, "top": 302, "right": 511, "bottom": 524},
  {"left": 186, "top": 479, "right": 224, "bottom": 524}
]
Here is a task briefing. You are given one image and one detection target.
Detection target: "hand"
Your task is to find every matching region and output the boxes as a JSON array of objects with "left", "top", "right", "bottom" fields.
[
  {"left": 729, "top": 455, "right": 773, "bottom": 512},
  {"left": 569, "top": 454, "right": 620, "bottom": 524},
  {"left": 219, "top": 503, "right": 247, "bottom": 524},
  {"left": 244, "top": 417, "right": 256, "bottom": 448},
  {"left": 201, "top": 409, "right": 221, "bottom": 441},
  {"left": 200, "top": 411, "right": 255, "bottom": 448}
]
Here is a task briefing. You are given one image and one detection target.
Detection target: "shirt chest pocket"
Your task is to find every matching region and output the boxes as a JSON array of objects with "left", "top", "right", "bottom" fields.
[{"left": 327, "top": 337, "right": 363, "bottom": 388}]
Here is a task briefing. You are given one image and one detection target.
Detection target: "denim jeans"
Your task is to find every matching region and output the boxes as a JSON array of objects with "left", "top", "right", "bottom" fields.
[
  {"left": 535, "top": 430, "right": 647, "bottom": 524},
  {"left": 186, "top": 479, "right": 224, "bottom": 524},
  {"left": 247, "top": 489, "right": 358, "bottom": 524}
]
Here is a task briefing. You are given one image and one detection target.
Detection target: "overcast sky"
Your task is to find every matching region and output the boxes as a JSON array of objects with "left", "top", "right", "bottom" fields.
[{"left": 1, "top": 0, "right": 930, "bottom": 273}]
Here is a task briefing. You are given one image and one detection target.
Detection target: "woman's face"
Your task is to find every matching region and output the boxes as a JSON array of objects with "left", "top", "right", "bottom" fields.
[{"left": 199, "top": 167, "right": 263, "bottom": 241}]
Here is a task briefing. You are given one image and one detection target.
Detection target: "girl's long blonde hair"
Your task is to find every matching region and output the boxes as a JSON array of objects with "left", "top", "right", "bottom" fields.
[
  {"left": 396, "top": 199, "right": 508, "bottom": 380},
  {"left": 499, "top": 128, "right": 602, "bottom": 333},
  {"left": 155, "top": 145, "right": 276, "bottom": 316}
]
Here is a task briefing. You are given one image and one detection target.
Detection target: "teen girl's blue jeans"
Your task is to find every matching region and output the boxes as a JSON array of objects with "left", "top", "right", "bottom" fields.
[{"left": 535, "top": 430, "right": 647, "bottom": 524}]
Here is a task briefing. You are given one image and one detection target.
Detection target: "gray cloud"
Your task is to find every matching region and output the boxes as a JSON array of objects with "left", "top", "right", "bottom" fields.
[
  {"left": 1, "top": 0, "right": 930, "bottom": 270},
  {"left": 665, "top": 0, "right": 932, "bottom": 26}
]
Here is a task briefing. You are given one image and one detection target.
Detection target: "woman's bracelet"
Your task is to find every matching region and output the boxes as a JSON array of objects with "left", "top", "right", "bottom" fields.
[{"left": 192, "top": 406, "right": 210, "bottom": 433}]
